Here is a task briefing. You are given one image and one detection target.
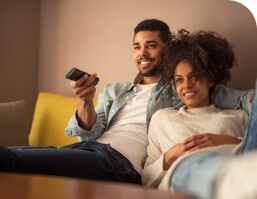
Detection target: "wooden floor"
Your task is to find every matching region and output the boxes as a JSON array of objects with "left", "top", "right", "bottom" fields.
[{"left": 0, "top": 172, "right": 191, "bottom": 199}]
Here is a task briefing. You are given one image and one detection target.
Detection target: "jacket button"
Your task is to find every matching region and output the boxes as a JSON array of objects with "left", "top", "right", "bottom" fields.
[{"left": 106, "top": 102, "right": 109, "bottom": 106}]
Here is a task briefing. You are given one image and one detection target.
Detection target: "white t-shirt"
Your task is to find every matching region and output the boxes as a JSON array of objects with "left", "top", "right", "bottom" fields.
[{"left": 96, "top": 83, "right": 157, "bottom": 174}]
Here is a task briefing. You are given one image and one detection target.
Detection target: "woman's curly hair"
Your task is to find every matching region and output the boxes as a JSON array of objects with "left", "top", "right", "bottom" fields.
[{"left": 159, "top": 29, "right": 236, "bottom": 86}]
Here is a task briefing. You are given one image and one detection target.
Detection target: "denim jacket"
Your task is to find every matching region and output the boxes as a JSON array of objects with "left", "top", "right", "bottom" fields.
[{"left": 65, "top": 75, "right": 253, "bottom": 142}]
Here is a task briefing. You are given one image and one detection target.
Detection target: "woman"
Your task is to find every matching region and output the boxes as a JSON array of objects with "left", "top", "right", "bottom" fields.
[{"left": 142, "top": 30, "right": 256, "bottom": 199}]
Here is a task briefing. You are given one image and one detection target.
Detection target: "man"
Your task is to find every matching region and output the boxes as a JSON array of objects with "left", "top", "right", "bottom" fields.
[
  {"left": 65, "top": 19, "right": 172, "bottom": 183},
  {"left": 0, "top": 19, "right": 253, "bottom": 184}
]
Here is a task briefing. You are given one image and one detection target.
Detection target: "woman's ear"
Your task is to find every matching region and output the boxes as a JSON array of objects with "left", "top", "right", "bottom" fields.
[{"left": 209, "top": 79, "right": 215, "bottom": 88}]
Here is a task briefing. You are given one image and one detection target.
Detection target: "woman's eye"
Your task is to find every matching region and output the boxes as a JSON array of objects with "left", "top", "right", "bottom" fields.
[{"left": 176, "top": 79, "right": 182, "bottom": 83}]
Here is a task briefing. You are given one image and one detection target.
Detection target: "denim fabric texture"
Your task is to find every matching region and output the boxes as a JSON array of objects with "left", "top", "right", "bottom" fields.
[
  {"left": 0, "top": 141, "right": 141, "bottom": 184},
  {"left": 170, "top": 152, "right": 231, "bottom": 199},
  {"left": 238, "top": 78, "right": 257, "bottom": 153}
]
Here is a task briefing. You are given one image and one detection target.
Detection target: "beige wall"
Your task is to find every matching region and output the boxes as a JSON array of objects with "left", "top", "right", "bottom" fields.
[
  {"left": 0, "top": 0, "right": 40, "bottom": 127},
  {"left": 38, "top": 0, "right": 257, "bottom": 99},
  {"left": 1, "top": 0, "right": 257, "bottom": 128}
]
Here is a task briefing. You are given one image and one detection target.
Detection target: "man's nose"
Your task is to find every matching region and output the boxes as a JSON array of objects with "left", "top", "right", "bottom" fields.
[{"left": 139, "top": 47, "right": 149, "bottom": 57}]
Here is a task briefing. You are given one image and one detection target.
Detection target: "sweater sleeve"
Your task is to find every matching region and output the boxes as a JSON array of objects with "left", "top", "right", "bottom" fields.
[{"left": 142, "top": 112, "right": 167, "bottom": 187}]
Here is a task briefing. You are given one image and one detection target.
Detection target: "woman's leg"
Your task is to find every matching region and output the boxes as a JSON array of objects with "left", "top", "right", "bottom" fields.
[
  {"left": 170, "top": 152, "right": 231, "bottom": 199},
  {"left": 238, "top": 78, "right": 257, "bottom": 153}
]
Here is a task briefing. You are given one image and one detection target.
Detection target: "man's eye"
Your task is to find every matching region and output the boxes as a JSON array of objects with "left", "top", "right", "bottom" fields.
[
  {"left": 148, "top": 44, "right": 156, "bottom": 48},
  {"left": 134, "top": 46, "right": 140, "bottom": 50}
]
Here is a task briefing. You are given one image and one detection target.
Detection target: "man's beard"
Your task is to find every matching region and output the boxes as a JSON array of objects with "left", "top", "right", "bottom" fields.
[{"left": 139, "top": 66, "right": 158, "bottom": 77}]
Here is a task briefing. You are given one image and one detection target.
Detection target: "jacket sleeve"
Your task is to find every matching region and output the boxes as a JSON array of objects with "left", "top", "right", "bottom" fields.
[
  {"left": 142, "top": 112, "right": 167, "bottom": 187},
  {"left": 65, "top": 91, "right": 106, "bottom": 141},
  {"left": 211, "top": 85, "right": 254, "bottom": 114}
]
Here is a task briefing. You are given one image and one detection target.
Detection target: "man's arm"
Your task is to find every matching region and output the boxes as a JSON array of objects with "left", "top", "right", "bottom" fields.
[
  {"left": 65, "top": 73, "right": 106, "bottom": 141},
  {"left": 211, "top": 84, "right": 254, "bottom": 114},
  {"left": 71, "top": 73, "right": 97, "bottom": 130}
]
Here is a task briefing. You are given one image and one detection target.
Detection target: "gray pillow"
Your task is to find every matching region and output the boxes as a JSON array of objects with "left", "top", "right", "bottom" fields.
[{"left": 0, "top": 100, "right": 29, "bottom": 146}]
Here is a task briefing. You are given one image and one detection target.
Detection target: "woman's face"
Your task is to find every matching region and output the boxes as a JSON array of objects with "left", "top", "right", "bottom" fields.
[{"left": 174, "top": 61, "right": 214, "bottom": 109}]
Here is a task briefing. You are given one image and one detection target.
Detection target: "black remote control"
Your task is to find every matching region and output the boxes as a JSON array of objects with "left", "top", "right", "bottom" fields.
[{"left": 66, "top": 68, "right": 99, "bottom": 86}]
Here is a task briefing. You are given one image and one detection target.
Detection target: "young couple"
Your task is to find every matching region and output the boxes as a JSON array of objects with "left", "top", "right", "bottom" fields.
[
  {"left": 142, "top": 30, "right": 257, "bottom": 198},
  {"left": 0, "top": 19, "right": 254, "bottom": 196}
]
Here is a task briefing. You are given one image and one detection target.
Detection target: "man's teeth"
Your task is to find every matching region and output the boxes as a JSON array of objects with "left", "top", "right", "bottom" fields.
[{"left": 141, "top": 61, "right": 151, "bottom": 64}]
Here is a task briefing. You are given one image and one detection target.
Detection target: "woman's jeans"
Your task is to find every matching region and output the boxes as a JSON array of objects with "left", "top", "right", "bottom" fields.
[
  {"left": 0, "top": 141, "right": 141, "bottom": 184},
  {"left": 170, "top": 78, "right": 257, "bottom": 199}
]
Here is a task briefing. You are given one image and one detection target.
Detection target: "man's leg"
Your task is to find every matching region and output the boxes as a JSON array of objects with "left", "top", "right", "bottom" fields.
[
  {"left": 0, "top": 141, "right": 141, "bottom": 184},
  {"left": 238, "top": 78, "right": 257, "bottom": 153}
]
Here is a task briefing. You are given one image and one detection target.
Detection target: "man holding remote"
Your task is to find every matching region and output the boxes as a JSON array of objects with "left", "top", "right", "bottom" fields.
[{"left": 0, "top": 19, "right": 253, "bottom": 184}]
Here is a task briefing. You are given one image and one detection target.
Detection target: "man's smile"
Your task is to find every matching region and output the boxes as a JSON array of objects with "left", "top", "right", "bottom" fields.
[{"left": 138, "top": 58, "right": 155, "bottom": 67}]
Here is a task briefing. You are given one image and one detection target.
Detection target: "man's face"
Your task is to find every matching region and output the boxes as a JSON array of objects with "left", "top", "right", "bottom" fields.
[{"left": 133, "top": 31, "right": 164, "bottom": 77}]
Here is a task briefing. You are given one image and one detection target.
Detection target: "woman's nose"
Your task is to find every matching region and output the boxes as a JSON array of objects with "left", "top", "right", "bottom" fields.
[{"left": 183, "top": 79, "right": 195, "bottom": 89}]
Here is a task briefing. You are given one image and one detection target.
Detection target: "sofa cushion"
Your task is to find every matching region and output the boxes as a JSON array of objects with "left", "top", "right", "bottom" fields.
[
  {"left": 29, "top": 92, "right": 98, "bottom": 147},
  {"left": 0, "top": 100, "right": 29, "bottom": 146}
]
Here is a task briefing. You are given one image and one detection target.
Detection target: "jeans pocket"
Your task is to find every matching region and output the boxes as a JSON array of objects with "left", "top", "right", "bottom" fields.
[
  {"left": 105, "top": 144, "right": 131, "bottom": 172},
  {"left": 104, "top": 144, "right": 142, "bottom": 184}
]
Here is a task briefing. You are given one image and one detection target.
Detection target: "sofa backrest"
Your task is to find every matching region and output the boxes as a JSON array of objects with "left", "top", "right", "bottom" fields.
[{"left": 29, "top": 92, "right": 98, "bottom": 147}]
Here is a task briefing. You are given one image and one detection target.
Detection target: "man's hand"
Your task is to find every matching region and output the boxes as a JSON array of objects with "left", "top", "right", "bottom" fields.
[
  {"left": 163, "top": 143, "right": 185, "bottom": 171},
  {"left": 70, "top": 73, "right": 98, "bottom": 102},
  {"left": 70, "top": 73, "right": 98, "bottom": 131},
  {"left": 181, "top": 133, "right": 242, "bottom": 153},
  {"left": 249, "top": 93, "right": 254, "bottom": 103}
]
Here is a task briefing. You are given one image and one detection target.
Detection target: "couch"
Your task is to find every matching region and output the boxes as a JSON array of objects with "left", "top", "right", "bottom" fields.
[{"left": 0, "top": 92, "right": 98, "bottom": 147}]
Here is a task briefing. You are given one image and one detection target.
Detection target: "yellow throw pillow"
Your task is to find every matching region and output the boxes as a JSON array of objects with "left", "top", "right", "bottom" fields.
[{"left": 29, "top": 92, "right": 98, "bottom": 147}]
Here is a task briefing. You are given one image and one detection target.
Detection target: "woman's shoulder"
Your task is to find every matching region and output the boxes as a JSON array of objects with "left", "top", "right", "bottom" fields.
[
  {"left": 152, "top": 107, "right": 179, "bottom": 121},
  {"left": 220, "top": 108, "right": 249, "bottom": 117}
]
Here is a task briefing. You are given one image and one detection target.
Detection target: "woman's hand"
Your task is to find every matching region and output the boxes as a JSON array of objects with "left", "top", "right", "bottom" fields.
[
  {"left": 181, "top": 133, "right": 242, "bottom": 153},
  {"left": 163, "top": 143, "right": 185, "bottom": 171}
]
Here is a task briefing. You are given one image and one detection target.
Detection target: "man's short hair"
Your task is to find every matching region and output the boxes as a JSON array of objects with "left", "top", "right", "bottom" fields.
[{"left": 134, "top": 19, "right": 171, "bottom": 43}]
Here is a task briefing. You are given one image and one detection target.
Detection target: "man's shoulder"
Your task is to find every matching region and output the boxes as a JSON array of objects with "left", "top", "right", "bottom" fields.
[
  {"left": 100, "top": 81, "right": 134, "bottom": 99},
  {"left": 104, "top": 81, "right": 133, "bottom": 91}
]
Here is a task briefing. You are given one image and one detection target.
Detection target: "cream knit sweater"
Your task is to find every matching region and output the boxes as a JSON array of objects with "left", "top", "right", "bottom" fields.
[{"left": 142, "top": 104, "right": 248, "bottom": 190}]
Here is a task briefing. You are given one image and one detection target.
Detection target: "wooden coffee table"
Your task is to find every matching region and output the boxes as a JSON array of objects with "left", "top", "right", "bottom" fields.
[{"left": 0, "top": 172, "right": 191, "bottom": 199}]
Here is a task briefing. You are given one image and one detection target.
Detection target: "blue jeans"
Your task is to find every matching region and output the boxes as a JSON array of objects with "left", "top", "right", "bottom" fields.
[
  {"left": 0, "top": 141, "right": 141, "bottom": 184},
  {"left": 170, "top": 78, "right": 257, "bottom": 199}
]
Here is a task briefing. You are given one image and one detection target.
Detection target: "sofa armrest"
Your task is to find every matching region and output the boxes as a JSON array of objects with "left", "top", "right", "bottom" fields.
[{"left": 0, "top": 100, "right": 29, "bottom": 146}]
